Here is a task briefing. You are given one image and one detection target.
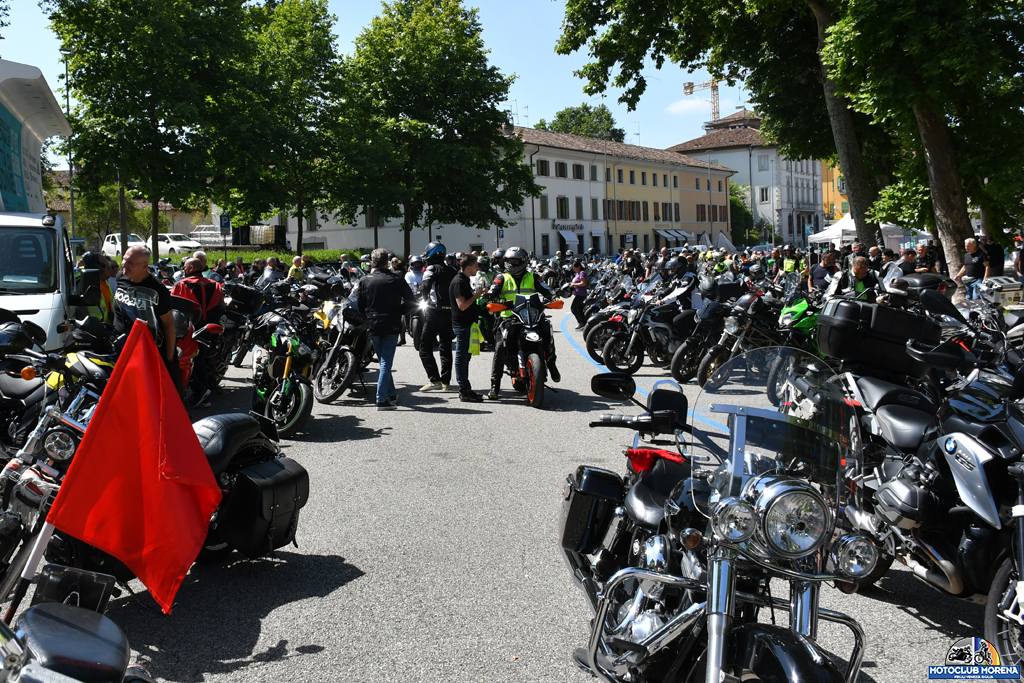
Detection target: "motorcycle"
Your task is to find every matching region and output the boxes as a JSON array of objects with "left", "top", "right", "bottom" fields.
[
  {"left": 697, "top": 283, "right": 785, "bottom": 389},
  {"left": 563, "top": 347, "right": 873, "bottom": 683},
  {"left": 488, "top": 294, "right": 563, "bottom": 408},
  {"left": 250, "top": 310, "right": 317, "bottom": 437},
  {"left": 312, "top": 300, "right": 373, "bottom": 403}
]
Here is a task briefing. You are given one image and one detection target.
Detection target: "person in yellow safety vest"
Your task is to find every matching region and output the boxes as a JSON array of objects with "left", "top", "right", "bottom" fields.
[
  {"left": 485, "top": 245, "right": 558, "bottom": 400},
  {"left": 80, "top": 252, "right": 115, "bottom": 323},
  {"left": 775, "top": 246, "right": 806, "bottom": 283}
]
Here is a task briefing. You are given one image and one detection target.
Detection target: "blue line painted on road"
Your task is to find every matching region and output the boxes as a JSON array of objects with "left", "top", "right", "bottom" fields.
[
  {"left": 558, "top": 313, "right": 649, "bottom": 397},
  {"left": 690, "top": 410, "right": 729, "bottom": 432}
]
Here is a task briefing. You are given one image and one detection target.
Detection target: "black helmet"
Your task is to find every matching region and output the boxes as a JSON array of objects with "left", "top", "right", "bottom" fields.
[
  {"left": 424, "top": 241, "right": 447, "bottom": 265},
  {"left": 663, "top": 257, "right": 683, "bottom": 278},
  {"left": 587, "top": 247, "right": 597, "bottom": 256},
  {"left": 503, "top": 246, "right": 528, "bottom": 277},
  {"left": 491, "top": 248, "right": 505, "bottom": 268},
  {"left": 478, "top": 256, "right": 490, "bottom": 269}
]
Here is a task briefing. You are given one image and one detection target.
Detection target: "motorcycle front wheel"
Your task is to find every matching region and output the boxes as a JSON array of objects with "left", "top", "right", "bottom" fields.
[
  {"left": 602, "top": 334, "right": 644, "bottom": 375},
  {"left": 525, "top": 352, "right": 545, "bottom": 408},
  {"left": 986, "top": 558, "right": 1024, "bottom": 666},
  {"left": 585, "top": 322, "right": 619, "bottom": 365},
  {"left": 670, "top": 337, "right": 701, "bottom": 383},
  {"left": 697, "top": 346, "right": 731, "bottom": 390},
  {"left": 313, "top": 348, "right": 357, "bottom": 403},
  {"left": 264, "top": 380, "right": 313, "bottom": 437}
]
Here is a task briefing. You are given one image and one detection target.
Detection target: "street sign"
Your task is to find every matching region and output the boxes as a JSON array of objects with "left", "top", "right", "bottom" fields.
[
  {"left": 219, "top": 214, "right": 231, "bottom": 237},
  {"left": 498, "top": 228, "right": 504, "bottom": 239}
]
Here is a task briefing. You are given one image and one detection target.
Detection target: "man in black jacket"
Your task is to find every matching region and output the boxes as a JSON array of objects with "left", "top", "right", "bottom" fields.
[
  {"left": 418, "top": 241, "right": 457, "bottom": 391},
  {"left": 353, "top": 248, "right": 415, "bottom": 410}
]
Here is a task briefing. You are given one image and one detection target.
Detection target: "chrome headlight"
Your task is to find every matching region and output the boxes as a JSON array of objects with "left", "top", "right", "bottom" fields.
[
  {"left": 755, "top": 482, "right": 831, "bottom": 558},
  {"left": 724, "top": 316, "right": 743, "bottom": 334},
  {"left": 524, "top": 331, "right": 541, "bottom": 342},
  {"left": 713, "top": 497, "right": 757, "bottom": 543},
  {"left": 779, "top": 313, "right": 795, "bottom": 328},
  {"left": 43, "top": 428, "right": 77, "bottom": 462},
  {"left": 831, "top": 533, "right": 880, "bottom": 579}
]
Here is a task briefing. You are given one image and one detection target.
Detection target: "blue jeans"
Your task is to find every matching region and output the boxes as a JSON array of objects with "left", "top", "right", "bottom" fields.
[
  {"left": 452, "top": 323, "right": 473, "bottom": 392},
  {"left": 371, "top": 334, "right": 399, "bottom": 404},
  {"left": 964, "top": 278, "right": 983, "bottom": 301}
]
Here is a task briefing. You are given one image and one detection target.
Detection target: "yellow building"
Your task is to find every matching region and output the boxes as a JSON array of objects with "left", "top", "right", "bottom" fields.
[{"left": 821, "top": 162, "right": 848, "bottom": 221}]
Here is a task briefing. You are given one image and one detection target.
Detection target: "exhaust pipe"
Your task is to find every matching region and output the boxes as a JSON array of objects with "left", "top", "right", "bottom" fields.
[{"left": 906, "top": 535, "right": 964, "bottom": 595}]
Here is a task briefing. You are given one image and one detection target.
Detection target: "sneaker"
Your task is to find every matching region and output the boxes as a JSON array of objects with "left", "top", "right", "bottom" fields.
[
  {"left": 549, "top": 361, "right": 561, "bottom": 383},
  {"left": 487, "top": 387, "right": 500, "bottom": 400},
  {"left": 420, "top": 381, "right": 444, "bottom": 392},
  {"left": 459, "top": 391, "right": 484, "bottom": 403},
  {"left": 387, "top": 396, "right": 399, "bottom": 407},
  {"left": 376, "top": 403, "right": 397, "bottom": 411}
]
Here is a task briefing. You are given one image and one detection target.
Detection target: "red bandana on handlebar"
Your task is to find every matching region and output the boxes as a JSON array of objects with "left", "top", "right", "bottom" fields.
[{"left": 624, "top": 447, "right": 686, "bottom": 474}]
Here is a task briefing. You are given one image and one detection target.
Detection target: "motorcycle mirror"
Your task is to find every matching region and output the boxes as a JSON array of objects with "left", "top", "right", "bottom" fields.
[
  {"left": 591, "top": 372, "right": 636, "bottom": 400},
  {"left": 545, "top": 300, "right": 564, "bottom": 310},
  {"left": 22, "top": 320, "right": 47, "bottom": 347},
  {"left": 486, "top": 303, "right": 507, "bottom": 313}
]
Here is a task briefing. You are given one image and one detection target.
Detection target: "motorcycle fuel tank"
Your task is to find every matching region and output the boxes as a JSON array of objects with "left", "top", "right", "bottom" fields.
[{"left": 940, "top": 433, "right": 1001, "bottom": 529}]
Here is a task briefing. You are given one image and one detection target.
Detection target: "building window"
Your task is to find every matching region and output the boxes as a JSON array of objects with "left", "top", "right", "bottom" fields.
[
  {"left": 673, "top": 175, "right": 678, "bottom": 188},
  {"left": 642, "top": 201, "right": 649, "bottom": 222},
  {"left": 641, "top": 171, "right": 647, "bottom": 186},
  {"left": 617, "top": 168, "right": 623, "bottom": 183},
  {"left": 652, "top": 174, "right": 658, "bottom": 187},
  {"left": 722, "top": 204, "right": 728, "bottom": 220},
  {"left": 591, "top": 197, "right": 599, "bottom": 220},
  {"left": 590, "top": 164, "right": 598, "bottom": 181},
  {"left": 696, "top": 204, "right": 706, "bottom": 222},
  {"left": 575, "top": 196, "right": 584, "bottom": 220},
  {"left": 654, "top": 203, "right": 660, "bottom": 221},
  {"left": 695, "top": 177, "right": 700, "bottom": 190},
  {"left": 617, "top": 200, "right": 625, "bottom": 220},
  {"left": 674, "top": 203, "right": 680, "bottom": 222},
  {"left": 555, "top": 161, "right": 568, "bottom": 178},
  {"left": 536, "top": 159, "right": 549, "bottom": 176},
  {"left": 662, "top": 202, "right": 671, "bottom": 222},
  {"left": 643, "top": 233, "right": 649, "bottom": 252},
  {"left": 837, "top": 176, "right": 847, "bottom": 194},
  {"left": 541, "top": 234, "right": 550, "bottom": 256},
  {"left": 663, "top": 174, "right": 668, "bottom": 187},
  {"left": 539, "top": 195, "right": 549, "bottom": 219},
  {"left": 629, "top": 169, "right": 636, "bottom": 184},
  {"left": 711, "top": 205, "right": 718, "bottom": 222},
  {"left": 606, "top": 167, "right": 611, "bottom": 182},
  {"left": 557, "top": 196, "right": 570, "bottom": 220},
  {"left": 758, "top": 154, "right": 769, "bottom": 171},
  {"left": 841, "top": 200, "right": 849, "bottom": 213},
  {"left": 718, "top": 180, "right": 723, "bottom": 192},
  {"left": 706, "top": 178, "right": 711, "bottom": 191},
  {"left": 759, "top": 187, "right": 769, "bottom": 203},
  {"left": 572, "top": 163, "right": 585, "bottom": 180}
]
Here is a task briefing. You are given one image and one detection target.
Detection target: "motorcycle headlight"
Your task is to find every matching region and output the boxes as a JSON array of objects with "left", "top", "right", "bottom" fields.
[
  {"left": 831, "top": 533, "right": 880, "bottom": 579},
  {"left": 761, "top": 488, "right": 831, "bottom": 558},
  {"left": 43, "top": 428, "right": 77, "bottom": 462},
  {"left": 713, "top": 497, "right": 757, "bottom": 543},
  {"left": 724, "top": 316, "right": 743, "bottom": 334},
  {"left": 780, "top": 313, "right": 795, "bottom": 328},
  {"left": 524, "top": 331, "right": 541, "bottom": 342}
]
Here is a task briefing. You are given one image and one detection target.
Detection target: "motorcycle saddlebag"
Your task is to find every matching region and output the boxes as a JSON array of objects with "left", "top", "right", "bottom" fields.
[
  {"left": 817, "top": 298, "right": 939, "bottom": 377},
  {"left": 561, "top": 466, "right": 624, "bottom": 555},
  {"left": 226, "top": 283, "right": 264, "bottom": 314},
  {"left": 217, "top": 457, "right": 309, "bottom": 558}
]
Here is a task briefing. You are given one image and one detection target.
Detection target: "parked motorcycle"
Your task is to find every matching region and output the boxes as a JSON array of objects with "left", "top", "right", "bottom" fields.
[
  {"left": 312, "top": 300, "right": 373, "bottom": 403},
  {"left": 602, "top": 276, "right": 696, "bottom": 375},
  {"left": 250, "top": 310, "right": 317, "bottom": 436}
]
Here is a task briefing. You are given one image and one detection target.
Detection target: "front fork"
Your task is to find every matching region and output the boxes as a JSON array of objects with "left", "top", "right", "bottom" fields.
[
  {"left": 705, "top": 548, "right": 736, "bottom": 683},
  {"left": 1008, "top": 464, "right": 1024, "bottom": 609}
]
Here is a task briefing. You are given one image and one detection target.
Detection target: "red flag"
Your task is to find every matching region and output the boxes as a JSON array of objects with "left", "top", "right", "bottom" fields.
[{"left": 46, "top": 320, "right": 222, "bottom": 613}]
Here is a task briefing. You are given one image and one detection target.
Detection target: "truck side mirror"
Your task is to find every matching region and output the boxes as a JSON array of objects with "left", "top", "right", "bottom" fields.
[{"left": 71, "top": 268, "right": 102, "bottom": 307}]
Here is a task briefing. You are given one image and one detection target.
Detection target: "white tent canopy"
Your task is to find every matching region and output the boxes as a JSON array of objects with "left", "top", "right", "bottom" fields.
[
  {"left": 808, "top": 214, "right": 933, "bottom": 250},
  {"left": 715, "top": 231, "right": 737, "bottom": 253}
]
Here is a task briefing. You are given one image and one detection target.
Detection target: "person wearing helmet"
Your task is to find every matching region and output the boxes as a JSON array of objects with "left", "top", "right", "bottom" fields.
[
  {"left": 491, "top": 248, "right": 505, "bottom": 272},
  {"left": 417, "top": 242, "right": 456, "bottom": 391},
  {"left": 360, "top": 253, "right": 371, "bottom": 273},
  {"left": 486, "top": 246, "right": 558, "bottom": 399}
]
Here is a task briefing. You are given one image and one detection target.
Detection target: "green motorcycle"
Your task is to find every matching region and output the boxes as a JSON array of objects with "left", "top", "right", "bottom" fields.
[{"left": 767, "top": 273, "right": 822, "bottom": 404}]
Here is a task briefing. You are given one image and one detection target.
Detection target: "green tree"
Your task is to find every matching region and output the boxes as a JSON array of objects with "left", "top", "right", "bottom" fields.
[
  {"left": 73, "top": 183, "right": 168, "bottom": 244},
  {"left": 44, "top": 0, "right": 252, "bottom": 257},
  {"left": 729, "top": 183, "right": 754, "bottom": 247},
  {"left": 536, "top": 103, "right": 625, "bottom": 141},
  {"left": 556, "top": 0, "right": 880, "bottom": 244},
  {"left": 344, "top": 0, "right": 539, "bottom": 259},
  {"left": 0, "top": 3, "right": 9, "bottom": 40},
  {"left": 209, "top": 0, "right": 349, "bottom": 255}
]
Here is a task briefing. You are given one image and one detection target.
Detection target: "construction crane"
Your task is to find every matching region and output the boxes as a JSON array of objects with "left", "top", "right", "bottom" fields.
[{"left": 683, "top": 80, "right": 720, "bottom": 121}]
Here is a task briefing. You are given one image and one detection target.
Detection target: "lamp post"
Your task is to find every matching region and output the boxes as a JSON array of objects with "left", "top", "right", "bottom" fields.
[{"left": 60, "top": 48, "right": 76, "bottom": 239}]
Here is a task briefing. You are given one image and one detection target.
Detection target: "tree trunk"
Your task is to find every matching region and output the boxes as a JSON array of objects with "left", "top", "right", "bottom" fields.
[
  {"left": 295, "top": 197, "right": 304, "bottom": 256},
  {"left": 150, "top": 197, "right": 160, "bottom": 258},
  {"left": 117, "top": 174, "right": 129, "bottom": 258},
  {"left": 806, "top": 0, "right": 879, "bottom": 245},
  {"left": 912, "top": 102, "right": 974, "bottom": 277}
]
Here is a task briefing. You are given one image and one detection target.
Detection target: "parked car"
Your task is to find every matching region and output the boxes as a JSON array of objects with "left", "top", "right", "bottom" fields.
[
  {"left": 190, "top": 224, "right": 227, "bottom": 246},
  {"left": 101, "top": 232, "right": 145, "bottom": 257},
  {"left": 156, "top": 232, "right": 203, "bottom": 256}
]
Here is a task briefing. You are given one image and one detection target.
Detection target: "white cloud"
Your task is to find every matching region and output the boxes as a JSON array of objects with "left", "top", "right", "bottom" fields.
[{"left": 665, "top": 99, "right": 708, "bottom": 115}]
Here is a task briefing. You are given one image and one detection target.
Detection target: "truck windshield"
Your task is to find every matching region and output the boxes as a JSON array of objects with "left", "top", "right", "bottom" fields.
[{"left": 0, "top": 226, "right": 58, "bottom": 294}]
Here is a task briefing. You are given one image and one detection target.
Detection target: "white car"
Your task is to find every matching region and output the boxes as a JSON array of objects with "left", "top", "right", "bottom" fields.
[
  {"left": 156, "top": 232, "right": 202, "bottom": 256},
  {"left": 101, "top": 233, "right": 145, "bottom": 257}
]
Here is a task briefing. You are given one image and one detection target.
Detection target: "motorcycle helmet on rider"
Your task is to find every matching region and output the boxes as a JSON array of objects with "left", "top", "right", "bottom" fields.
[
  {"left": 424, "top": 241, "right": 447, "bottom": 265},
  {"left": 503, "top": 246, "right": 529, "bottom": 278},
  {"left": 491, "top": 248, "right": 505, "bottom": 271},
  {"left": 409, "top": 255, "right": 425, "bottom": 271}
]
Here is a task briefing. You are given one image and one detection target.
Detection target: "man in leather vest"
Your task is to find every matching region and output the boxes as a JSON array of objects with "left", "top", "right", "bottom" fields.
[
  {"left": 486, "top": 246, "right": 558, "bottom": 400},
  {"left": 417, "top": 241, "right": 457, "bottom": 391}
]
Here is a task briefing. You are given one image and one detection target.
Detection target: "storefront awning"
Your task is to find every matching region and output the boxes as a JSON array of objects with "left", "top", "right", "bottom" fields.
[
  {"left": 669, "top": 230, "right": 689, "bottom": 241},
  {"left": 557, "top": 229, "right": 580, "bottom": 245},
  {"left": 590, "top": 229, "right": 603, "bottom": 237},
  {"left": 655, "top": 229, "right": 675, "bottom": 240}
]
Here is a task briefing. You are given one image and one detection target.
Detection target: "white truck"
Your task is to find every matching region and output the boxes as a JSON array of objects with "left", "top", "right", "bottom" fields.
[{"left": 0, "top": 60, "right": 90, "bottom": 349}]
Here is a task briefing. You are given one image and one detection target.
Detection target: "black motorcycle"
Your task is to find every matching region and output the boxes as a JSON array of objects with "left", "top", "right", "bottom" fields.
[
  {"left": 489, "top": 293, "right": 562, "bottom": 408},
  {"left": 250, "top": 309, "right": 317, "bottom": 437},
  {"left": 312, "top": 300, "right": 373, "bottom": 403}
]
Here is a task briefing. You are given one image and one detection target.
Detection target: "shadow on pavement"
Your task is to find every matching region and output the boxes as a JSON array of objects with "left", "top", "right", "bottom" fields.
[
  {"left": 862, "top": 568, "right": 984, "bottom": 639},
  {"left": 542, "top": 387, "right": 616, "bottom": 413},
  {"left": 108, "top": 552, "right": 363, "bottom": 683},
  {"left": 392, "top": 391, "right": 490, "bottom": 414},
  {"left": 288, "top": 413, "right": 389, "bottom": 443}
]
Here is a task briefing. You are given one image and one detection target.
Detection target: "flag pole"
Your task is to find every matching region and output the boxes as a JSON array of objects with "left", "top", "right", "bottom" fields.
[{"left": 3, "top": 521, "right": 55, "bottom": 624}]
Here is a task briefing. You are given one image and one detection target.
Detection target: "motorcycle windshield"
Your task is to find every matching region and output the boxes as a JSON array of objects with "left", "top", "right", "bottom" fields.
[
  {"left": 685, "top": 347, "right": 858, "bottom": 518},
  {"left": 513, "top": 294, "right": 543, "bottom": 326},
  {"left": 113, "top": 286, "right": 160, "bottom": 336},
  {"left": 780, "top": 272, "right": 802, "bottom": 302}
]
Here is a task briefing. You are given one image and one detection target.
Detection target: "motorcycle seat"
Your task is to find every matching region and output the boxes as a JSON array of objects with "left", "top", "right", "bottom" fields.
[
  {"left": 0, "top": 372, "right": 42, "bottom": 400},
  {"left": 16, "top": 602, "right": 130, "bottom": 683},
  {"left": 624, "top": 459, "right": 690, "bottom": 528},
  {"left": 875, "top": 404, "right": 937, "bottom": 452},
  {"left": 855, "top": 376, "right": 935, "bottom": 413},
  {"left": 193, "top": 413, "right": 263, "bottom": 475}
]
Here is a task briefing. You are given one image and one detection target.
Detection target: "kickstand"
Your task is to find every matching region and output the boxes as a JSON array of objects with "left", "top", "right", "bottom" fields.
[{"left": 357, "top": 370, "right": 369, "bottom": 397}]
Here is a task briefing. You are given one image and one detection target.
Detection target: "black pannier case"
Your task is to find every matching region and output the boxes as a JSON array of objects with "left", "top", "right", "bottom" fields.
[
  {"left": 817, "top": 298, "right": 940, "bottom": 377},
  {"left": 217, "top": 456, "right": 309, "bottom": 558},
  {"left": 561, "top": 466, "right": 624, "bottom": 555}
]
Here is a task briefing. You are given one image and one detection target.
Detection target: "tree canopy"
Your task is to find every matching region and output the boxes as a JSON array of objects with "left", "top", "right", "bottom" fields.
[{"left": 536, "top": 103, "right": 625, "bottom": 141}]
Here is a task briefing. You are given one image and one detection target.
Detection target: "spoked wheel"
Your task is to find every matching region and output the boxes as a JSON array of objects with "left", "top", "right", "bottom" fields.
[
  {"left": 986, "top": 558, "right": 1024, "bottom": 666},
  {"left": 765, "top": 354, "right": 797, "bottom": 406},
  {"left": 602, "top": 334, "right": 644, "bottom": 375},
  {"left": 313, "top": 348, "right": 357, "bottom": 403},
  {"left": 525, "top": 352, "right": 545, "bottom": 408},
  {"left": 585, "top": 322, "right": 619, "bottom": 365},
  {"left": 697, "top": 346, "right": 731, "bottom": 390},
  {"left": 264, "top": 381, "right": 313, "bottom": 437}
]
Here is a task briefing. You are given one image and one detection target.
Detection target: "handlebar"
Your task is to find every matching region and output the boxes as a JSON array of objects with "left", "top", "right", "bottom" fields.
[{"left": 588, "top": 410, "right": 680, "bottom": 435}]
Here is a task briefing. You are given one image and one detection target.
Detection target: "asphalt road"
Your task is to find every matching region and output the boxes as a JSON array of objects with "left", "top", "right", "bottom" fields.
[{"left": 104, "top": 309, "right": 983, "bottom": 682}]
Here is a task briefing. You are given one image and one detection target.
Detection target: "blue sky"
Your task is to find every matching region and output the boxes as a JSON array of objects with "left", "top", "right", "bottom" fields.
[{"left": 3, "top": 0, "right": 748, "bottom": 167}]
